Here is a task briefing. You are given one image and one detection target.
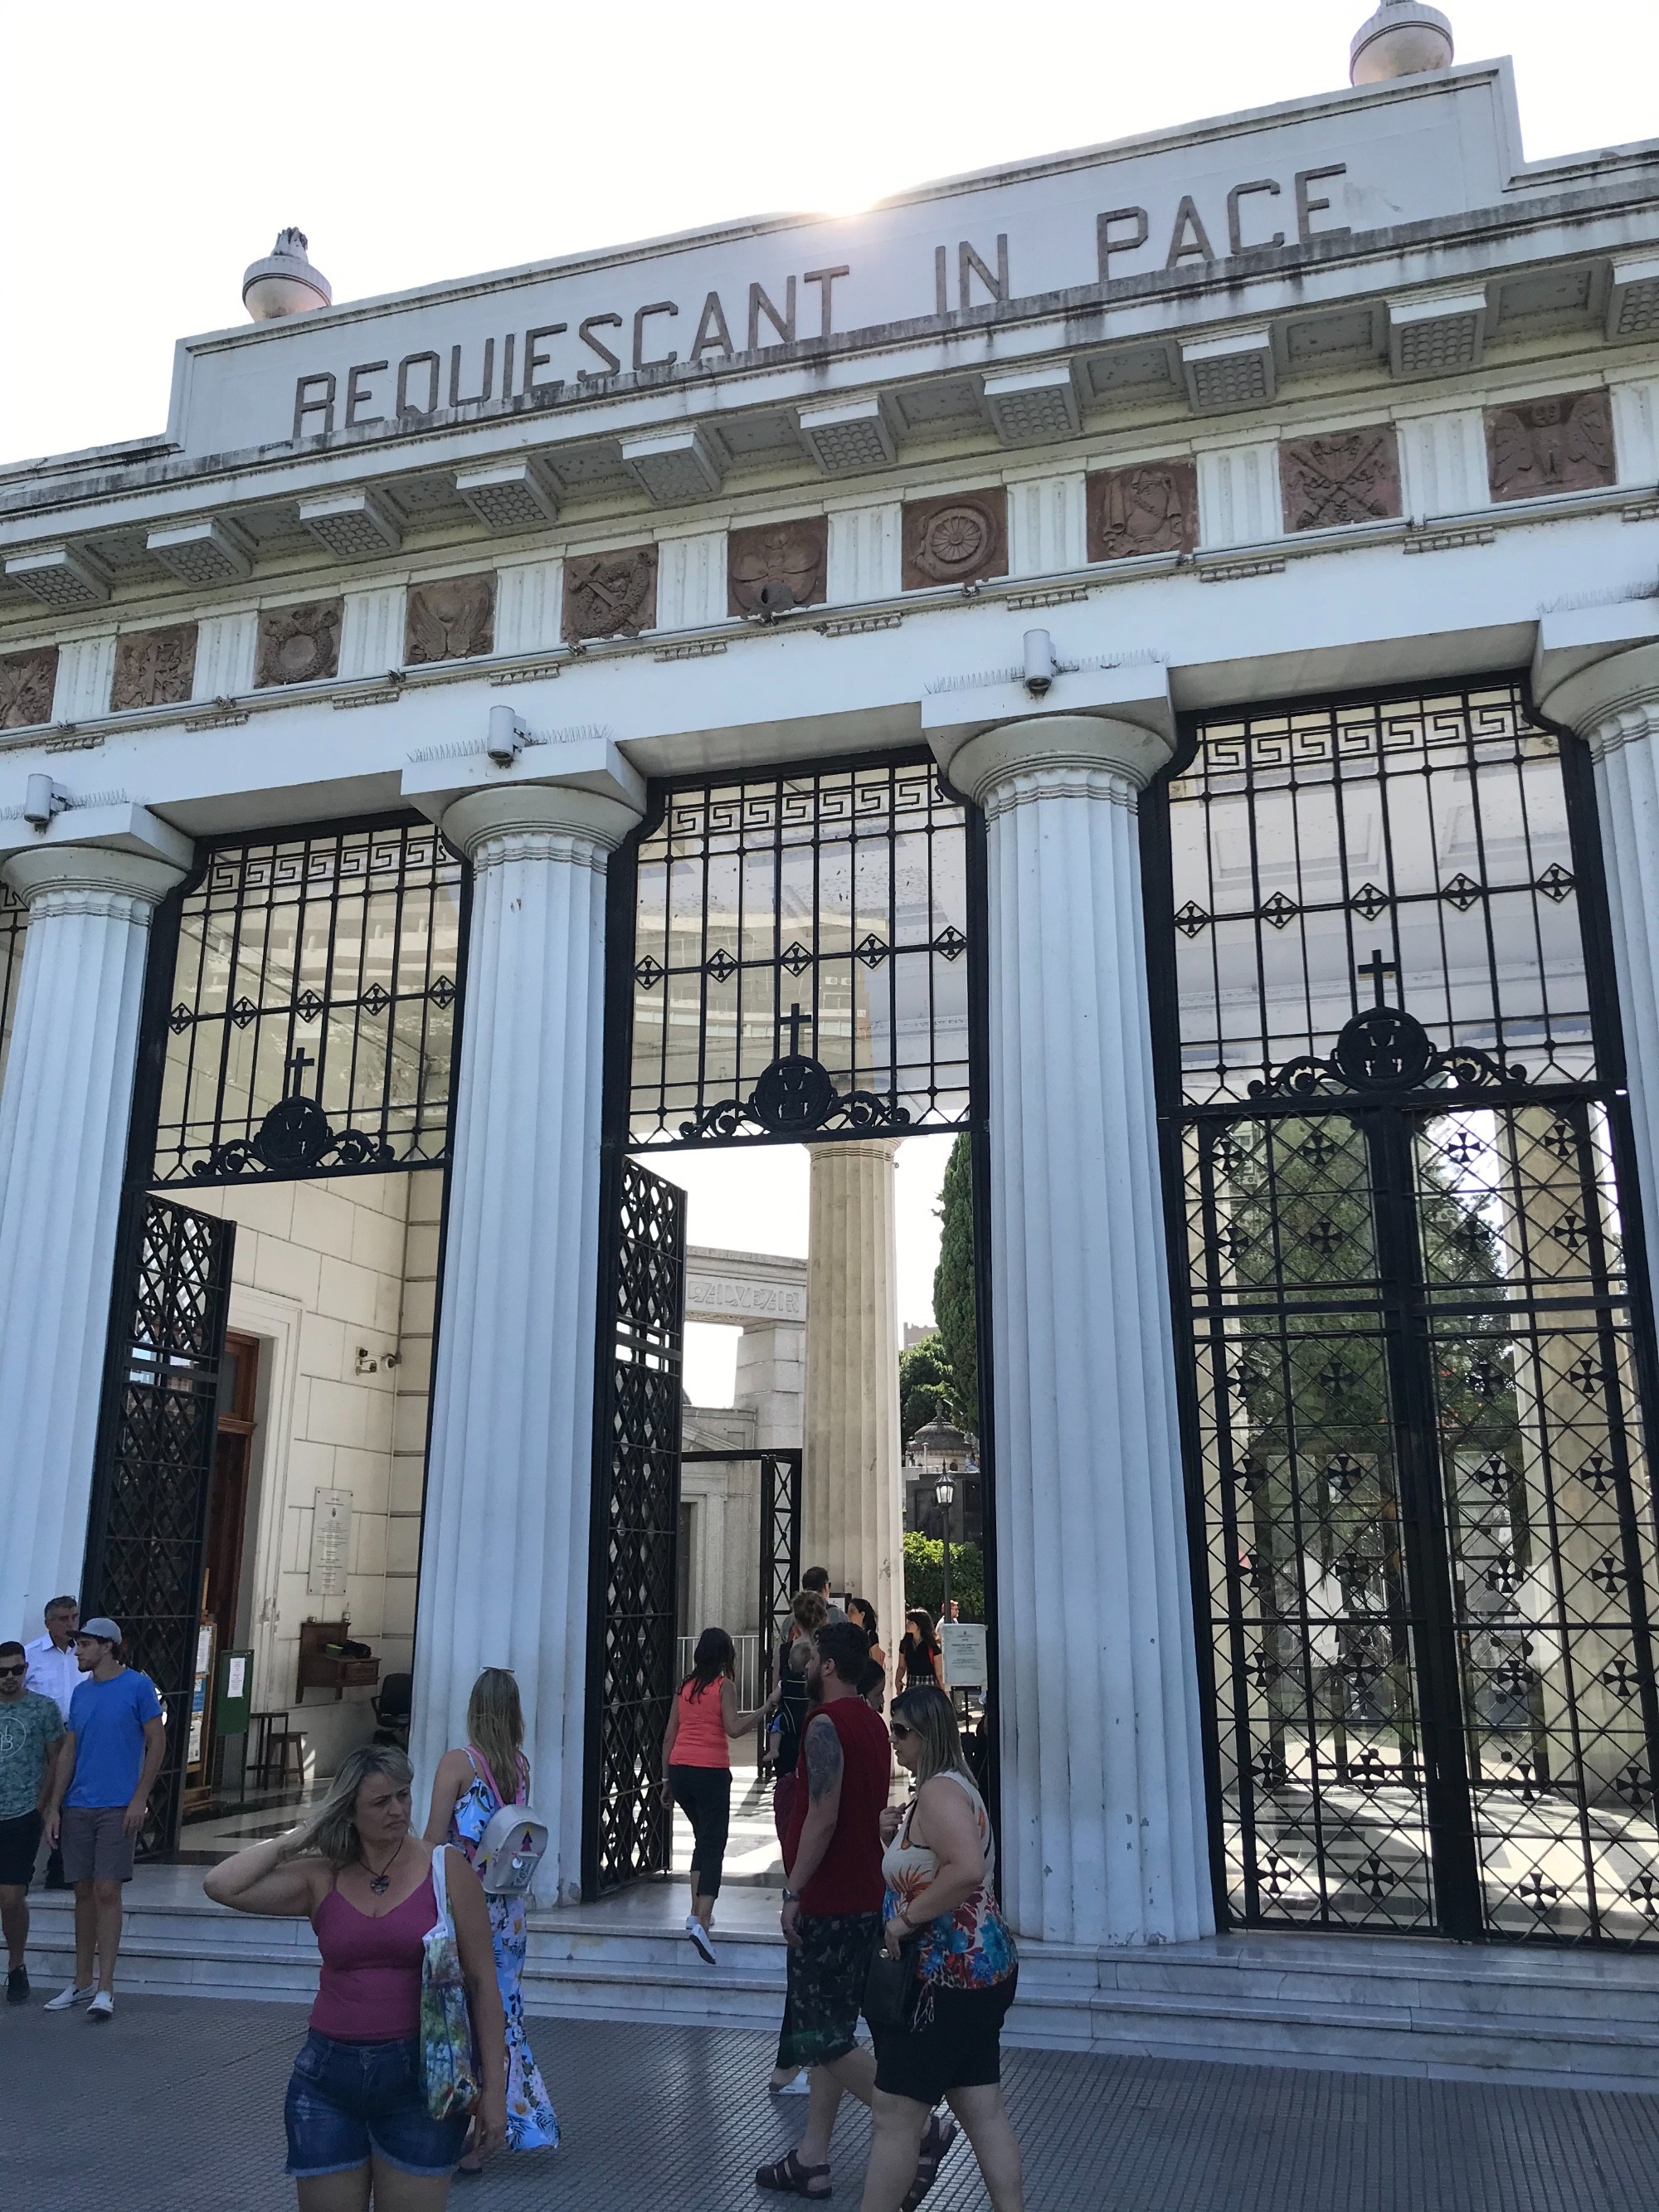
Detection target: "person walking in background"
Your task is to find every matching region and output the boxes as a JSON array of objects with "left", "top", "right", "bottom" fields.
[
  {"left": 846, "top": 1598, "right": 888, "bottom": 1710},
  {"left": 769, "top": 1589, "right": 829, "bottom": 1846},
  {"left": 41, "top": 1618, "right": 164, "bottom": 2020},
  {"left": 800, "top": 1566, "right": 845, "bottom": 1622},
  {"left": 23, "top": 1596, "right": 79, "bottom": 1891},
  {"left": 424, "top": 1668, "right": 559, "bottom": 2165},
  {"left": 864, "top": 1685, "right": 1022, "bottom": 2212},
  {"left": 0, "top": 1638, "right": 65, "bottom": 2004},
  {"left": 207, "top": 1742, "right": 507, "bottom": 2204},
  {"left": 758, "top": 1619, "right": 932, "bottom": 2203},
  {"left": 662, "top": 1628, "right": 766, "bottom": 1966},
  {"left": 895, "top": 1611, "right": 941, "bottom": 1695}
]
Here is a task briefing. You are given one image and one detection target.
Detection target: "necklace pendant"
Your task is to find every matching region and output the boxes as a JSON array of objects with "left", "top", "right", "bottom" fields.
[{"left": 369, "top": 1872, "right": 391, "bottom": 1895}]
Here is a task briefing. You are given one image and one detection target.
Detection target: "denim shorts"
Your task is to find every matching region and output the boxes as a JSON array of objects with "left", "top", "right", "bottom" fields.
[{"left": 284, "top": 2029, "right": 470, "bottom": 2179}]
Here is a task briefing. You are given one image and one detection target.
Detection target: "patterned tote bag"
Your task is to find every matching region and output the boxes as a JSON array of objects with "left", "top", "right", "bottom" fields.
[{"left": 420, "top": 1844, "right": 481, "bottom": 2121}]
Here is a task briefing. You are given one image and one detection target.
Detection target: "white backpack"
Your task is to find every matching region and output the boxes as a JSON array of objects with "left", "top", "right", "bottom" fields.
[{"left": 474, "top": 1802, "right": 549, "bottom": 1898}]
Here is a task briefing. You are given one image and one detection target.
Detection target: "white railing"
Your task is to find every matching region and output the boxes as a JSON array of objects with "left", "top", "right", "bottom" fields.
[{"left": 674, "top": 1631, "right": 765, "bottom": 1708}]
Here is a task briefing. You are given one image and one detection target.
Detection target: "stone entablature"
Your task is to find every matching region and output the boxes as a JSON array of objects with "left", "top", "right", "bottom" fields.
[{"left": 684, "top": 1245, "right": 807, "bottom": 1328}]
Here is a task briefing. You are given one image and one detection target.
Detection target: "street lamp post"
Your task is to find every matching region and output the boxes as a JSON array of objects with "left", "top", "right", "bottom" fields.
[{"left": 934, "top": 1469, "right": 956, "bottom": 1625}]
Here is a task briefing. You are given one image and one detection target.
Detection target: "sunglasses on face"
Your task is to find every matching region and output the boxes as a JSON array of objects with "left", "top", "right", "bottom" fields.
[
  {"left": 889, "top": 1722, "right": 915, "bottom": 1742},
  {"left": 0, "top": 1664, "right": 26, "bottom": 1678}
]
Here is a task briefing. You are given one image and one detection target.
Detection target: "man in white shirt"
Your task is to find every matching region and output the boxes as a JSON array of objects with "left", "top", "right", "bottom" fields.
[{"left": 23, "top": 1600, "right": 79, "bottom": 1890}]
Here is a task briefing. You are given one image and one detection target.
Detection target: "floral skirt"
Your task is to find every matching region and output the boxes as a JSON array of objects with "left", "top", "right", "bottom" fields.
[{"left": 490, "top": 1897, "right": 559, "bottom": 2152}]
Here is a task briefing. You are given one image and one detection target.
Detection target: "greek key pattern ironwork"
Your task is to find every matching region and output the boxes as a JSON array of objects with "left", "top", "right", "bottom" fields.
[
  {"left": 155, "top": 821, "right": 463, "bottom": 1186},
  {"left": 628, "top": 758, "right": 971, "bottom": 1148},
  {"left": 1159, "top": 681, "right": 1659, "bottom": 1947}
]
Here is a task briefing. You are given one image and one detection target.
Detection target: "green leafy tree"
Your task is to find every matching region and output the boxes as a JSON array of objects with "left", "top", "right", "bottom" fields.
[
  {"left": 902, "top": 1531, "right": 985, "bottom": 1623},
  {"left": 899, "top": 1332, "right": 951, "bottom": 1445},
  {"left": 933, "top": 1133, "right": 978, "bottom": 1430}
]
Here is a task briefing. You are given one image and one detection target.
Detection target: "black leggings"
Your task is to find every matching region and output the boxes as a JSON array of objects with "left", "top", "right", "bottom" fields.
[{"left": 669, "top": 1765, "right": 732, "bottom": 1899}]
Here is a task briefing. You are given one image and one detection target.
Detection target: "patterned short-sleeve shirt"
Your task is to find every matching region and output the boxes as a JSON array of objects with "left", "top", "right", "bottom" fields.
[{"left": 0, "top": 1690, "right": 63, "bottom": 1821}]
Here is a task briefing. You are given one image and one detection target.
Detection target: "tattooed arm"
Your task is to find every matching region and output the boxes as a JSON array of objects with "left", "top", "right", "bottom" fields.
[{"left": 783, "top": 1711, "right": 844, "bottom": 1901}]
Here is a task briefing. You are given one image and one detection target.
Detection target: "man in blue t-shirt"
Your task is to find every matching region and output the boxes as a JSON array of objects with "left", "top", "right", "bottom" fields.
[{"left": 41, "top": 1617, "right": 165, "bottom": 2020}]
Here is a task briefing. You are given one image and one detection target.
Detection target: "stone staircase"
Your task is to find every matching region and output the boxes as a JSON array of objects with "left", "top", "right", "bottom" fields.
[{"left": 25, "top": 1881, "right": 1659, "bottom": 2090}]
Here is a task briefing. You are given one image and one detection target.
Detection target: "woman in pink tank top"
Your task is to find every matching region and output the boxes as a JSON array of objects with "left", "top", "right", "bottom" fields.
[
  {"left": 661, "top": 1627, "right": 766, "bottom": 1965},
  {"left": 205, "top": 1742, "right": 507, "bottom": 2202}
]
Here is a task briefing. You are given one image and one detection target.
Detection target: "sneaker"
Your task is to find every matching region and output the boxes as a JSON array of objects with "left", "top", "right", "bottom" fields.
[
  {"left": 685, "top": 1915, "right": 717, "bottom": 1966},
  {"left": 6, "top": 1967, "right": 28, "bottom": 2005},
  {"left": 771, "top": 2070, "right": 810, "bottom": 2097},
  {"left": 44, "top": 1983, "right": 95, "bottom": 2012},
  {"left": 87, "top": 1989, "right": 114, "bottom": 2021}
]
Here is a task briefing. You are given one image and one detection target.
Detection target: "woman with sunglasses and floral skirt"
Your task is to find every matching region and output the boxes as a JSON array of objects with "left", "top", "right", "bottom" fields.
[{"left": 864, "top": 1685, "right": 1024, "bottom": 2212}]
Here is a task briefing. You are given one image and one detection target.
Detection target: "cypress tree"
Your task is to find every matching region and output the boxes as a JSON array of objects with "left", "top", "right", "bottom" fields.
[{"left": 933, "top": 1133, "right": 979, "bottom": 1431}]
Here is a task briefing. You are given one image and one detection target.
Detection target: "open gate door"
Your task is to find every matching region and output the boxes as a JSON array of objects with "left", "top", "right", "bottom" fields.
[
  {"left": 585, "top": 1157, "right": 688, "bottom": 1896},
  {"left": 83, "top": 1194, "right": 236, "bottom": 1858}
]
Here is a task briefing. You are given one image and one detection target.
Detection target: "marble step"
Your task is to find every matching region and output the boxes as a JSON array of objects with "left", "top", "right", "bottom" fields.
[{"left": 22, "top": 1892, "right": 1659, "bottom": 2088}]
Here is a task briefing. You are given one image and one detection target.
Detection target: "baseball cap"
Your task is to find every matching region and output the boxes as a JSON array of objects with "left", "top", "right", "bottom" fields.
[{"left": 78, "top": 1616, "right": 122, "bottom": 1644}]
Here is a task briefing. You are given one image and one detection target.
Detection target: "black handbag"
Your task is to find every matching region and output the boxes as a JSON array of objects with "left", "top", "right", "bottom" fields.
[{"left": 864, "top": 1930, "right": 924, "bottom": 2035}]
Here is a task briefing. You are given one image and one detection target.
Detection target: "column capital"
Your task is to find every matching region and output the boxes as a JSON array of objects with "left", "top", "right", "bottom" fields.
[
  {"left": 440, "top": 781, "right": 644, "bottom": 869},
  {"left": 2, "top": 840, "right": 187, "bottom": 914},
  {"left": 938, "top": 712, "right": 1176, "bottom": 814},
  {"left": 1534, "top": 636, "right": 1659, "bottom": 758}
]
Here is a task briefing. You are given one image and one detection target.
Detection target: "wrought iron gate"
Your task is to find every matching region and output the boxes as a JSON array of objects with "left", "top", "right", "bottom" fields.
[
  {"left": 585, "top": 1156, "right": 688, "bottom": 1895},
  {"left": 84, "top": 1195, "right": 236, "bottom": 1857},
  {"left": 1151, "top": 680, "right": 1659, "bottom": 1945},
  {"left": 758, "top": 1449, "right": 804, "bottom": 1667}
]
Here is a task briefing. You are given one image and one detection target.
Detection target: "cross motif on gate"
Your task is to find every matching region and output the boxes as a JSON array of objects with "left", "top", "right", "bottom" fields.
[
  {"left": 780, "top": 1002, "right": 813, "bottom": 1058},
  {"left": 1355, "top": 947, "right": 1399, "bottom": 1006},
  {"left": 285, "top": 1045, "right": 317, "bottom": 1096}
]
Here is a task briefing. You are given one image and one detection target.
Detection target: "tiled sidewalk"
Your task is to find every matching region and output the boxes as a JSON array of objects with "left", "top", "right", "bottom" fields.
[{"left": 5, "top": 1993, "right": 1659, "bottom": 2210}]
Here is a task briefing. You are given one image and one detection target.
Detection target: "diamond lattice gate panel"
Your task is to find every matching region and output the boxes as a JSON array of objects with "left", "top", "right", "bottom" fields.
[
  {"left": 1154, "top": 680, "right": 1659, "bottom": 1945},
  {"left": 759, "top": 1449, "right": 803, "bottom": 1669},
  {"left": 586, "top": 1157, "right": 688, "bottom": 1895},
  {"left": 84, "top": 1196, "right": 236, "bottom": 1856}
]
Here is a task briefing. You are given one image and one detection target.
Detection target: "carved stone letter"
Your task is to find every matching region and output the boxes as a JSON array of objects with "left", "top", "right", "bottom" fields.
[
  {"left": 1486, "top": 390, "right": 1616, "bottom": 503},
  {"left": 255, "top": 599, "right": 343, "bottom": 688},
  {"left": 1279, "top": 426, "right": 1402, "bottom": 532},
  {"left": 562, "top": 545, "right": 659, "bottom": 641},
  {"left": 1086, "top": 460, "right": 1199, "bottom": 563},
  {"left": 727, "top": 518, "right": 829, "bottom": 616},
  {"left": 0, "top": 646, "right": 59, "bottom": 730},
  {"left": 405, "top": 574, "right": 496, "bottom": 665},
  {"left": 901, "top": 490, "right": 1009, "bottom": 591},
  {"left": 111, "top": 624, "right": 198, "bottom": 712}
]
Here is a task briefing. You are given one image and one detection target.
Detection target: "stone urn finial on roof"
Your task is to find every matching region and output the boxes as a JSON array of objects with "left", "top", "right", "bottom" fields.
[
  {"left": 1350, "top": 0, "right": 1454, "bottom": 84},
  {"left": 241, "top": 227, "right": 333, "bottom": 321}
]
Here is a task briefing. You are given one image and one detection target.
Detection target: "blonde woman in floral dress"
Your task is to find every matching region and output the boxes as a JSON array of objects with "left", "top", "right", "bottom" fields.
[{"left": 424, "top": 1670, "right": 559, "bottom": 2168}]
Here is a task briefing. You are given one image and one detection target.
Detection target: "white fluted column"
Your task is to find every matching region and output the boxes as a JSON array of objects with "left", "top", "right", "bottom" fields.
[
  {"left": 802, "top": 1138, "right": 905, "bottom": 1641},
  {"left": 1537, "top": 641, "right": 1659, "bottom": 1323},
  {"left": 410, "top": 782, "right": 641, "bottom": 1903},
  {"left": 942, "top": 714, "right": 1212, "bottom": 1947},
  {"left": 0, "top": 842, "right": 188, "bottom": 1644}
]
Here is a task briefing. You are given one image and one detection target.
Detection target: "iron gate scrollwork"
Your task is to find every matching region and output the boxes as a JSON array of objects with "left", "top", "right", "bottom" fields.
[
  {"left": 759, "top": 1449, "right": 804, "bottom": 1672},
  {"left": 586, "top": 1156, "right": 688, "bottom": 1895},
  {"left": 84, "top": 1195, "right": 236, "bottom": 1858},
  {"left": 1151, "top": 679, "right": 1659, "bottom": 1945}
]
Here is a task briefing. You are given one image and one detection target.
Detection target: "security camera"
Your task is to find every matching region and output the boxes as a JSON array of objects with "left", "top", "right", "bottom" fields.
[
  {"left": 22, "top": 773, "right": 67, "bottom": 831},
  {"left": 486, "top": 705, "right": 528, "bottom": 767},
  {"left": 1023, "top": 630, "right": 1057, "bottom": 698}
]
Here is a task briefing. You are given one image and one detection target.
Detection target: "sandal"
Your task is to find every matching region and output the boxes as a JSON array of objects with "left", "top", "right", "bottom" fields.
[
  {"left": 756, "top": 2148, "right": 833, "bottom": 2198},
  {"left": 901, "top": 2111, "right": 959, "bottom": 2210}
]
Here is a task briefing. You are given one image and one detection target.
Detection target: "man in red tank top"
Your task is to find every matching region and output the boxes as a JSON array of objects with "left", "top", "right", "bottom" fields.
[{"left": 757, "top": 1619, "right": 896, "bottom": 2200}]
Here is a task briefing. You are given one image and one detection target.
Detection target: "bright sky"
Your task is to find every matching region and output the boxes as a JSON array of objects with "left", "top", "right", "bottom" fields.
[
  {"left": 2, "top": 2, "right": 1654, "bottom": 468},
  {"left": 655, "top": 1135, "right": 953, "bottom": 1406}
]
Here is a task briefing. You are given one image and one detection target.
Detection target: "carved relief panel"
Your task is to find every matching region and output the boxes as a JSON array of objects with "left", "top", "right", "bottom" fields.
[
  {"left": 0, "top": 646, "right": 58, "bottom": 729},
  {"left": 1279, "top": 426, "right": 1402, "bottom": 532},
  {"left": 255, "top": 599, "right": 343, "bottom": 688},
  {"left": 1086, "top": 460, "right": 1199, "bottom": 562},
  {"left": 901, "top": 489, "right": 1008, "bottom": 591},
  {"left": 562, "top": 545, "right": 659, "bottom": 641},
  {"left": 112, "top": 624, "right": 198, "bottom": 712},
  {"left": 727, "top": 518, "right": 828, "bottom": 617},
  {"left": 1486, "top": 390, "right": 1616, "bottom": 502},
  {"left": 405, "top": 574, "right": 496, "bottom": 665}
]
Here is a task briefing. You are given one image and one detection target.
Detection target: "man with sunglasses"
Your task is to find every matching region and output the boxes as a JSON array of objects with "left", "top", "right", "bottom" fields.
[{"left": 0, "top": 1638, "right": 66, "bottom": 2004}]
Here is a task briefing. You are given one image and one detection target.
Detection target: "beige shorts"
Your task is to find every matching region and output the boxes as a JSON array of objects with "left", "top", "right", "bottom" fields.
[{"left": 59, "top": 1804, "right": 136, "bottom": 1885}]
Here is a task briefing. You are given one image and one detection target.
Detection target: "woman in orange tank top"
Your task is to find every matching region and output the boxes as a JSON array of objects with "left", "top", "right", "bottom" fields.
[{"left": 661, "top": 1627, "right": 765, "bottom": 1965}]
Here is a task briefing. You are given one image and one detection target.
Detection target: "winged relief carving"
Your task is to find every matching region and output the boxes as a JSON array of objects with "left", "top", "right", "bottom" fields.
[
  {"left": 0, "top": 646, "right": 58, "bottom": 729},
  {"left": 405, "top": 575, "right": 495, "bottom": 665},
  {"left": 1486, "top": 392, "right": 1615, "bottom": 503},
  {"left": 727, "top": 519, "right": 828, "bottom": 616}
]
